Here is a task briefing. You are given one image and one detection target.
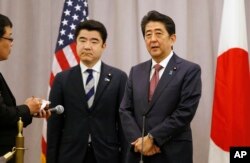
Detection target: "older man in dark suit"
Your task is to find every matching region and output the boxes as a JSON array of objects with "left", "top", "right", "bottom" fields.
[
  {"left": 119, "top": 10, "right": 202, "bottom": 163},
  {"left": 47, "top": 20, "right": 127, "bottom": 163}
]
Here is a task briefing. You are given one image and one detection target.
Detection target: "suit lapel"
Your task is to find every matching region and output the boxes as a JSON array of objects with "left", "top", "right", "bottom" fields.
[
  {"left": 140, "top": 61, "right": 152, "bottom": 105},
  {"left": 69, "top": 66, "right": 88, "bottom": 109},
  {"left": 91, "top": 63, "right": 112, "bottom": 112}
]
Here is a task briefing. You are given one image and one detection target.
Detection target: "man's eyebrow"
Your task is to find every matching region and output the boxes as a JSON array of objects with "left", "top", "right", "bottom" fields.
[
  {"left": 78, "top": 37, "right": 99, "bottom": 41},
  {"left": 90, "top": 38, "right": 99, "bottom": 41},
  {"left": 146, "top": 28, "right": 163, "bottom": 33},
  {"left": 78, "top": 36, "right": 87, "bottom": 39}
]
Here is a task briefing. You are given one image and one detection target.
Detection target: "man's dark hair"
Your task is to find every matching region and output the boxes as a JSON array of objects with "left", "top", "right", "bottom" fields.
[
  {"left": 74, "top": 19, "right": 107, "bottom": 44},
  {"left": 141, "top": 10, "right": 175, "bottom": 37},
  {"left": 0, "top": 14, "right": 12, "bottom": 37}
]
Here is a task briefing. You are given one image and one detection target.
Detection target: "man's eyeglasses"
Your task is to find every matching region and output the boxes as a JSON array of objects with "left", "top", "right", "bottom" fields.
[{"left": 1, "top": 36, "right": 14, "bottom": 43}]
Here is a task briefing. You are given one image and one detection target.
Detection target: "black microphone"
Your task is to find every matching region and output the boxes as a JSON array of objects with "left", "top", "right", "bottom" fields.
[
  {"left": 47, "top": 105, "right": 64, "bottom": 114},
  {"left": 139, "top": 115, "right": 146, "bottom": 163}
]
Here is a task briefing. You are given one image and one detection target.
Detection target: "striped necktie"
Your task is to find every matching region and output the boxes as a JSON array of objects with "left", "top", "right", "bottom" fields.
[
  {"left": 85, "top": 69, "right": 95, "bottom": 108},
  {"left": 148, "top": 64, "right": 163, "bottom": 101}
]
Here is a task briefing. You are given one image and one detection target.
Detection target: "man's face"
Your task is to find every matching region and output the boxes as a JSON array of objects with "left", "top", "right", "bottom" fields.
[
  {"left": 76, "top": 29, "right": 106, "bottom": 67},
  {"left": 0, "top": 26, "right": 13, "bottom": 61},
  {"left": 144, "top": 21, "right": 176, "bottom": 63}
]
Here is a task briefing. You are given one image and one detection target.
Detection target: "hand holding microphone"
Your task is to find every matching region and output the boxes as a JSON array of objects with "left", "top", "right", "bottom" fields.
[
  {"left": 34, "top": 104, "right": 64, "bottom": 118},
  {"left": 32, "top": 100, "right": 64, "bottom": 118},
  {"left": 44, "top": 105, "right": 64, "bottom": 114},
  {"left": 25, "top": 97, "right": 42, "bottom": 115}
]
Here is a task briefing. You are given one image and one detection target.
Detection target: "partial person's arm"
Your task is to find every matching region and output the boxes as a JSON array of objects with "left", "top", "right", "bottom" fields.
[{"left": 119, "top": 67, "right": 143, "bottom": 144}]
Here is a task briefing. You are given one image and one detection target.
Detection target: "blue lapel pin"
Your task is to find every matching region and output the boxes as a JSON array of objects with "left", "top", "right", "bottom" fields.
[{"left": 169, "top": 67, "right": 177, "bottom": 75}]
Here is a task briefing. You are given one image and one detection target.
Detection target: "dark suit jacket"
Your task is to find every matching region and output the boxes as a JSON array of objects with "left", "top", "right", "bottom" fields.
[
  {"left": 119, "top": 53, "right": 202, "bottom": 163},
  {"left": 46, "top": 62, "right": 128, "bottom": 163},
  {"left": 0, "top": 73, "right": 32, "bottom": 156}
]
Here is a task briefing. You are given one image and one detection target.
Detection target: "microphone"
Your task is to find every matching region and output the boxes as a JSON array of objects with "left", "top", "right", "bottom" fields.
[
  {"left": 139, "top": 115, "right": 145, "bottom": 163},
  {"left": 47, "top": 105, "right": 64, "bottom": 114}
]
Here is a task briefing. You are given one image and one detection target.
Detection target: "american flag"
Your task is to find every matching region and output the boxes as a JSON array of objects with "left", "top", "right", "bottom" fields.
[{"left": 41, "top": 0, "right": 88, "bottom": 162}]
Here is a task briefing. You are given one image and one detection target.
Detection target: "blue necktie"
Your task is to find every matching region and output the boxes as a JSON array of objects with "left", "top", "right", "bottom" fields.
[{"left": 85, "top": 69, "right": 95, "bottom": 108}]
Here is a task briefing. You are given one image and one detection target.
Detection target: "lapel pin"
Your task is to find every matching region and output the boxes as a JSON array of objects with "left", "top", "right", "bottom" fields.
[
  {"left": 169, "top": 67, "right": 177, "bottom": 75},
  {"left": 105, "top": 73, "right": 112, "bottom": 82},
  {"left": 104, "top": 78, "right": 110, "bottom": 82}
]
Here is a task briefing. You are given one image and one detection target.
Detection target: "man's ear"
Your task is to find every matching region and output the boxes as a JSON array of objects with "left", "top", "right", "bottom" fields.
[
  {"left": 102, "top": 42, "right": 107, "bottom": 49},
  {"left": 170, "top": 34, "right": 176, "bottom": 45}
]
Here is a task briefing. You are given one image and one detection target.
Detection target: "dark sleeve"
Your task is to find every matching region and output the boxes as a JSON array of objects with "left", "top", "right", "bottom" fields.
[
  {"left": 119, "top": 67, "right": 142, "bottom": 143},
  {"left": 117, "top": 71, "right": 128, "bottom": 163},
  {"left": 0, "top": 96, "right": 32, "bottom": 128},
  {"left": 118, "top": 71, "right": 128, "bottom": 105},
  {"left": 46, "top": 73, "right": 64, "bottom": 163},
  {"left": 16, "top": 105, "right": 32, "bottom": 127}
]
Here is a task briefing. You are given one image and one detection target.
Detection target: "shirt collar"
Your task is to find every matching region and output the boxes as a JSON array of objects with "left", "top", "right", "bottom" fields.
[
  {"left": 151, "top": 51, "right": 174, "bottom": 69},
  {"left": 80, "top": 60, "right": 102, "bottom": 73}
]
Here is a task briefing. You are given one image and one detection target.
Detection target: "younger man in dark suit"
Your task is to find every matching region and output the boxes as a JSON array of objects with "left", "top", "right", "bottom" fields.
[
  {"left": 47, "top": 20, "right": 127, "bottom": 163},
  {"left": 120, "top": 10, "right": 202, "bottom": 163}
]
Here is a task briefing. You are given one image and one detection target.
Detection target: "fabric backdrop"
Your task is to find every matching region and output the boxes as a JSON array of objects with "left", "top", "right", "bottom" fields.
[{"left": 0, "top": 0, "right": 249, "bottom": 162}]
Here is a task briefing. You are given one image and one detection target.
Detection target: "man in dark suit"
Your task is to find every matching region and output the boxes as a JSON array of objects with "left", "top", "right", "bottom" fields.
[
  {"left": 119, "top": 10, "right": 202, "bottom": 163},
  {"left": 0, "top": 14, "right": 50, "bottom": 163},
  {"left": 47, "top": 20, "right": 128, "bottom": 163}
]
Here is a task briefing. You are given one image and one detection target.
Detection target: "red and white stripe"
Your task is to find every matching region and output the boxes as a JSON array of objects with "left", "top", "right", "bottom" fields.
[
  {"left": 41, "top": 43, "right": 79, "bottom": 163},
  {"left": 209, "top": 0, "right": 250, "bottom": 162}
]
